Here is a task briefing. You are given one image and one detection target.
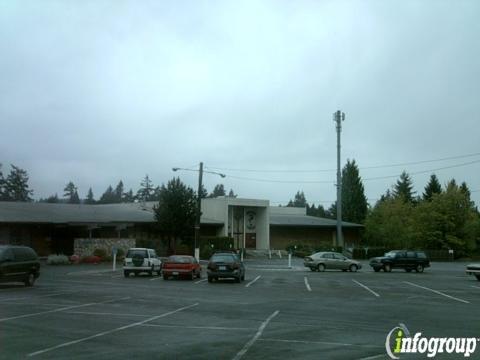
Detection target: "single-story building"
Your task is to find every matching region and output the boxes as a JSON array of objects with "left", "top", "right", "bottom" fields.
[{"left": 0, "top": 198, "right": 363, "bottom": 256}]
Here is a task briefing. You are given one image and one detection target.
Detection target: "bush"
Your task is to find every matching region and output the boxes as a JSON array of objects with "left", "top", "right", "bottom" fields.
[
  {"left": 116, "top": 248, "right": 125, "bottom": 259},
  {"left": 200, "top": 236, "right": 234, "bottom": 259},
  {"left": 81, "top": 255, "right": 101, "bottom": 264},
  {"left": 46, "top": 254, "right": 71, "bottom": 265},
  {"left": 93, "top": 248, "right": 107, "bottom": 259}
]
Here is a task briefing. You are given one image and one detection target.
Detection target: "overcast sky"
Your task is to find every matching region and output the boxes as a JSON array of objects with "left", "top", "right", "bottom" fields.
[{"left": 1, "top": 0, "right": 479, "bottom": 207}]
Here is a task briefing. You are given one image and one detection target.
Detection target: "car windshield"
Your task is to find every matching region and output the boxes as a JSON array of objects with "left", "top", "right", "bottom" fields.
[
  {"left": 211, "top": 255, "right": 235, "bottom": 263},
  {"left": 126, "top": 249, "right": 147, "bottom": 258},
  {"left": 168, "top": 256, "right": 191, "bottom": 263}
]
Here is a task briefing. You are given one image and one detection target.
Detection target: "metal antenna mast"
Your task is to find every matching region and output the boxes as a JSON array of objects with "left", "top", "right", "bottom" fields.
[{"left": 333, "top": 110, "right": 345, "bottom": 248}]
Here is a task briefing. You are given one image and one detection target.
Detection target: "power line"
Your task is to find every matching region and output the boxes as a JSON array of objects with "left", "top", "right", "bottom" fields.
[
  {"left": 206, "top": 151, "right": 480, "bottom": 173},
  {"left": 220, "top": 159, "right": 480, "bottom": 184}
]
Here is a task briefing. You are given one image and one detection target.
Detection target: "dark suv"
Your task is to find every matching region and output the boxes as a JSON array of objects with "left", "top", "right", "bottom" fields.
[
  {"left": 0, "top": 245, "right": 40, "bottom": 286},
  {"left": 369, "top": 250, "right": 430, "bottom": 273},
  {"left": 207, "top": 252, "right": 245, "bottom": 283}
]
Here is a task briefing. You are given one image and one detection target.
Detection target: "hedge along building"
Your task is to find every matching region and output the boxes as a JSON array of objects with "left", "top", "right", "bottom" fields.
[{"left": 0, "top": 198, "right": 363, "bottom": 256}]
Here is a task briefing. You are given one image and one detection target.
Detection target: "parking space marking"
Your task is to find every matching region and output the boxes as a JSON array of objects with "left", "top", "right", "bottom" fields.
[
  {"left": 28, "top": 303, "right": 199, "bottom": 357},
  {"left": 65, "top": 311, "right": 150, "bottom": 317},
  {"left": 141, "top": 324, "right": 254, "bottom": 331},
  {"left": 471, "top": 285, "right": 480, "bottom": 289},
  {"left": 259, "top": 338, "right": 383, "bottom": 349},
  {"left": 304, "top": 277, "right": 312, "bottom": 291},
  {"left": 232, "top": 310, "right": 279, "bottom": 360},
  {"left": 0, "top": 291, "right": 79, "bottom": 302},
  {"left": 0, "top": 297, "right": 130, "bottom": 322},
  {"left": 149, "top": 276, "right": 162, "bottom": 281},
  {"left": 404, "top": 281, "right": 470, "bottom": 304},
  {"left": 195, "top": 279, "right": 208, "bottom": 284},
  {"left": 245, "top": 275, "right": 261, "bottom": 288},
  {"left": 352, "top": 280, "right": 380, "bottom": 298}
]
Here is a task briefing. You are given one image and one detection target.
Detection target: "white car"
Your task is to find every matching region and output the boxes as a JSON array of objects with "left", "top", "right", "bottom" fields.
[
  {"left": 123, "top": 248, "right": 162, "bottom": 277},
  {"left": 466, "top": 264, "right": 480, "bottom": 281}
]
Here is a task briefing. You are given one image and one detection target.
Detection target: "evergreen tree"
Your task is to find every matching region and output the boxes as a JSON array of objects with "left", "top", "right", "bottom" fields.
[
  {"left": 154, "top": 177, "right": 196, "bottom": 254},
  {"left": 0, "top": 164, "right": 6, "bottom": 200},
  {"left": 151, "top": 186, "right": 162, "bottom": 201},
  {"left": 446, "top": 179, "right": 458, "bottom": 191},
  {"left": 39, "top": 194, "right": 59, "bottom": 203},
  {"left": 4, "top": 165, "right": 33, "bottom": 201},
  {"left": 341, "top": 159, "right": 368, "bottom": 223},
  {"left": 136, "top": 175, "right": 154, "bottom": 201},
  {"left": 114, "top": 181, "right": 124, "bottom": 203},
  {"left": 228, "top": 189, "right": 237, "bottom": 198},
  {"left": 63, "top": 181, "right": 80, "bottom": 204},
  {"left": 393, "top": 171, "right": 416, "bottom": 203},
  {"left": 85, "top": 188, "right": 95, "bottom": 204},
  {"left": 287, "top": 191, "right": 307, "bottom": 207},
  {"left": 122, "top": 189, "right": 135, "bottom": 203},
  {"left": 209, "top": 184, "right": 226, "bottom": 198},
  {"left": 99, "top": 185, "right": 115, "bottom": 204},
  {"left": 423, "top": 174, "right": 442, "bottom": 201},
  {"left": 199, "top": 185, "right": 208, "bottom": 198},
  {"left": 307, "top": 203, "right": 326, "bottom": 218}
]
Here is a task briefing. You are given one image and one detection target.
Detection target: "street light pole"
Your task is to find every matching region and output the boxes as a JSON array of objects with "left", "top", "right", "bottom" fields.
[
  {"left": 172, "top": 163, "right": 225, "bottom": 261},
  {"left": 333, "top": 110, "right": 345, "bottom": 248},
  {"left": 194, "top": 162, "right": 203, "bottom": 261}
]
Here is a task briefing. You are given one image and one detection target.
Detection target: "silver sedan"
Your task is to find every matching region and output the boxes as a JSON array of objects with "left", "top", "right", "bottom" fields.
[{"left": 304, "top": 251, "right": 362, "bottom": 272}]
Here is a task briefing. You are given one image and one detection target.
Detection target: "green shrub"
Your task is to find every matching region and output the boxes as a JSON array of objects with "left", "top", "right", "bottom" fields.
[
  {"left": 116, "top": 248, "right": 125, "bottom": 259},
  {"left": 93, "top": 248, "right": 107, "bottom": 258},
  {"left": 47, "top": 254, "right": 70, "bottom": 265},
  {"left": 200, "top": 236, "right": 234, "bottom": 259}
]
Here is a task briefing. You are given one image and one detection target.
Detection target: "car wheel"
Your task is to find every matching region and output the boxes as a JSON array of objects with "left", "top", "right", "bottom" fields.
[
  {"left": 349, "top": 264, "right": 358, "bottom": 272},
  {"left": 475, "top": 275, "right": 480, "bottom": 281},
  {"left": 317, "top": 264, "right": 326, "bottom": 272},
  {"left": 341, "top": 269, "right": 347, "bottom": 272},
  {"left": 124, "top": 271, "right": 129, "bottom": 278},
  {"left": 24, "top": 273, "right": 35, "bottom": 287},
  {"left": 190, "top": 271, "right": 195, "bottom": 280},
  {"left": 309, "top": 267, "right": 316, "bottom": 272},
  {"left": 208, "top": 276, "right": 213, "bottom": 283},
  {"left": 241, "top": 274, "right": 245, "bottom": 281},
  {"left": 405, "top": 268, "right": 412, "bottom": 273},
  {"left": 373, "top": 267, "right": 380, "bottom": 272},
  {"left": 197, "top": 270, "right": 202, "bottom": 279},
  {"left": 415, "top": 264, "right": 424, "bottom": 273},
  {"left": 384, "top": 264, "right": 392, "bottom": 272},
  {"left": 163, "top": 274, "right": 168, "bottom": 280},
  {"left": 149, "top": 265, "right": 154, "bottom": 276},
  {"left": 235, "top": 276, "right": 241, "bottom": 283},
  {"left": 134, "top": 271, "right": 139, "bottom": 277}
]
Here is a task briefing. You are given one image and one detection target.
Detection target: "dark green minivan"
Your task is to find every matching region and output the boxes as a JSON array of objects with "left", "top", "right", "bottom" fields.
[{"left": 0, "top": 245, "right": 40, "bottom": 286}]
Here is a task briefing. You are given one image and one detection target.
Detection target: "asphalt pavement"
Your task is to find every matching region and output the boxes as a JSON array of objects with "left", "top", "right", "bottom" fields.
[{"left": 0, "top": 258, "right": 479, "bottom": 360}]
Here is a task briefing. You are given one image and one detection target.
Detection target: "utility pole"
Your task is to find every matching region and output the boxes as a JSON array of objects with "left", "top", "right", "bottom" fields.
[
  {"left": 333, "top": 110, "right": 345, "bottom": 248},
  {"left": 194, "top": 162, "right": 204, "bottom": 261},
  {"left": 172, "top": 163, "right": 225, "bottom": 261}
]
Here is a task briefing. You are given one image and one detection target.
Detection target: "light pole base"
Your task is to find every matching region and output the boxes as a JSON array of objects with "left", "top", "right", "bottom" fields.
[{"left": 194, "top": 247, "right": 200, "bottom": 261}]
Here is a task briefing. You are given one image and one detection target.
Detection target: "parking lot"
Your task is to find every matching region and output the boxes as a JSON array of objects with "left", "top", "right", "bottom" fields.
[{"left": 1, "top": 258, "right": 479, "bottom": 360}]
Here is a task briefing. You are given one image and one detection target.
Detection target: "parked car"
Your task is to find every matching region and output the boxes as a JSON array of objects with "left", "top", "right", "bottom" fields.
[
  {"left": 162, "top": 255, "right": 201, "bottom": 280},
  {"left": 369, "top": 250, "right": 430, "bottom": 273},
  {"left": 466, "top": 264, "right": 480, "bottom": 281},
  {"left": 123, "top": 248, "right": 162, "bottom": 277},
  {"left": 304, "top": 252, "right": 361, "bottom": 272},
  {"left": 207, "top": 252, "right": 245, "bottom": 283},
  {"left": 0, "top": 245, "right": 40, "bottom": 286}
]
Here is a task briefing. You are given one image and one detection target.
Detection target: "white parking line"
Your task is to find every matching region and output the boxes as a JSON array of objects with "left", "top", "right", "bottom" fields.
[
  {"left": 28, "top": 303, "right": 199, "bottom": 357},
  {"left": 259, "top": 338, "right": 382, "bottom": 348},
  {"left": 352, "top": 280, "right": 380, "bottom": 298},
  {"left": 232, "top": 310, "right": 279, "bottom": 360},
  {"left": 245, "top": 275, "right": 261, "bottom": 288},
  {"left": 141, "top": 324, "right": 253, "bottom": 331},
  {"left": 304, "top": 277, "right": 312, "bottom": 292},
  {"left": 471, "top": 285, "right": 480, "bottom": 289},
  {"left": 0, "top": 291, "right": 79, "bottom": 302},
  {"left": 149, "top": 276, "right": 163, "bottom": 281},
  {"left": 195, "top": 279, "right": 208, "bottom": 284},
  {"left": 0, "top": 297, "right": 130, "bottom": 322},
  {"left": 404, "top": 281, "right": 470, "bottom": 304}
]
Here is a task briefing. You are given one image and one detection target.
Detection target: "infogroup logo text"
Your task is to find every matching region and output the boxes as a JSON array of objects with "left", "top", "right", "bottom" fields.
[{"left": 385, "top": 324, "right": 479, "bottom": 359}]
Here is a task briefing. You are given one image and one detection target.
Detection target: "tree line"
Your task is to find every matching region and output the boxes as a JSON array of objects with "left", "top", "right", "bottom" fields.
[{"left": 0, "top": 163, "right": 236, "bottom": 204}]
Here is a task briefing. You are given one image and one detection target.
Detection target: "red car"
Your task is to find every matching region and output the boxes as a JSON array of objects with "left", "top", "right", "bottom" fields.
[{"left": 162, "top": 255, "right": 202, "bottom": 280}]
